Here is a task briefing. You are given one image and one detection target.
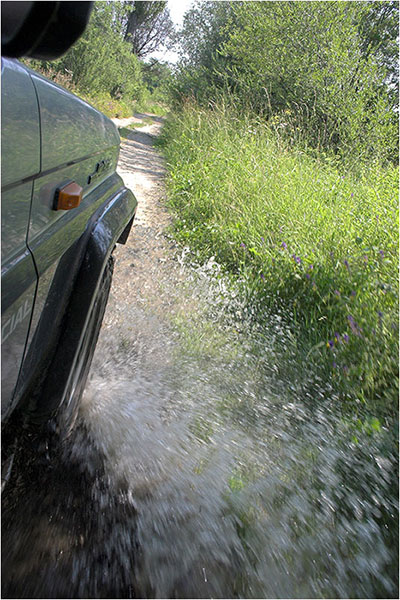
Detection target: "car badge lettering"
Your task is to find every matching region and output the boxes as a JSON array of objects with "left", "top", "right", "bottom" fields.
[
  {"left": 1, "top": 299, "right": 31, "bottom": 343},
  {"left": 87, "top": 158, "right": 111, "bottom": 185}
]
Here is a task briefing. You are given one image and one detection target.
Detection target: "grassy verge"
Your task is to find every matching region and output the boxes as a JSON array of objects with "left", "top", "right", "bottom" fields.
[
  {"left": 80, "top": 89, "right": 169, "bottom": 119},
  {"left": 132, "top": 94, "right": 169, "bottom": 117},
  {"left": 73, "top": 90, "right": 168, "bottom": 119},
  {"left": 158, "top": 104, "right": 398, "bottom": 424},
  {"left": 78, "top": 91, "right": 134, "bottom": 118},
  {"left": 21, "top": 61, "right": 168, "bottom": 119}
]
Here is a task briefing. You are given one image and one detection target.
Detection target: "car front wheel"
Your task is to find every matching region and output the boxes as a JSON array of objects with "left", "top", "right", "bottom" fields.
[{"left": 56, "top": 255, "right": 114, "bottom": 437}]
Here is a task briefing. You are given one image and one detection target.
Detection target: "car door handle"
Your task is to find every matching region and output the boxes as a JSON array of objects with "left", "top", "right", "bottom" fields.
[{"left": 54, "top": 181, "right": 83, "bottom": 211}]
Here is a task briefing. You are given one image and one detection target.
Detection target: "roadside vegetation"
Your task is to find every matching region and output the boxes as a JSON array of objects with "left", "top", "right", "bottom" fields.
[
  {"left": 159, "top": 104, "right": 398, "bottom": 423},
  {"left": 159, "top": 0, "right": 399, "bottom": 427}
]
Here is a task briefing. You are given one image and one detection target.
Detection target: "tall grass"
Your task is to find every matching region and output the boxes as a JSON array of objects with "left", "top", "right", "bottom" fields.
[{"left": 158, "top": 103, "right": 398, "bottom": 423}]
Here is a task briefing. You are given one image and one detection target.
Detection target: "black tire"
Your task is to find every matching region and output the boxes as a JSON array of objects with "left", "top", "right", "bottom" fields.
[
  {"left": 56, "top": 256, "right": 114, "bottom": 436},
  {"left": 1, "top": 258, "right": 114, "bottom": 489}
]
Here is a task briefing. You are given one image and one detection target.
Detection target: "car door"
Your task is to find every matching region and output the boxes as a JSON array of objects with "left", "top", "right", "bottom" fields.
[
  {"left": 9, "top": 67, "right": 124, "bottom": 415},
  {"left": 1, "top": 58, "right": 40, "bottom": 417}
]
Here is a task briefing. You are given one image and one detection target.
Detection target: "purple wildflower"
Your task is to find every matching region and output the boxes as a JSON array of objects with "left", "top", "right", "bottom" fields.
[
  {"left": 344, "top": 259, "right": 349, "bottom": 268},
  {"left": 308, "top": 264, "right": 314, "bottom": 270},
  {"left": 343, "top": 334, "right": 349, "bottom": 343},
  {"left": 261, "top": 236, "right": 265, "bottom": 243},
  {"left": 351, "top": 192, "right": 354, "bottom": 198},
  {"left": 334, "top": 332, "right": 341, "bottom": 343},
  {"left": 333, "top": 362, "right": 337, "bottom": 369},
  {"left": 306, "top": 273, "right": 311, "bottom": 280},
  {"left": 240, "top": 242, "right": 246, "bottom": 248},
  {"left": 348, "top": 315, "right": 361, "bottom": 337},
  {"left": 363, "top": 255, "right": 368, "bottom": 263},
  {"left": 334, "top": 290, "right": 340, "bottom": 297},
  {"left": 350, "top": 290, "right": 356, "bottom": 297},
  {"left": 378, "top": 311, "right": 383, "bottom": 318},
  {"left": 260, "top": 273, "right": 265, "bottom": 281},
  {"left": 379, "top": 250, "right": 384, "bottom": 258},
  {"left": 327, "top": 340, "right": 334, "bottom": 348},
  {"left": 281, "top": 242, "right": 287, "bottom": 250}
]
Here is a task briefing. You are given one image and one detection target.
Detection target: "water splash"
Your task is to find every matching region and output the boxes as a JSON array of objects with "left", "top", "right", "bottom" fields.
[
  {"left": 80, "top": 250, "right": 398, "bottom": 598},
  {"left": 2, "top": 245, "right": 397, "bottom": 598}
]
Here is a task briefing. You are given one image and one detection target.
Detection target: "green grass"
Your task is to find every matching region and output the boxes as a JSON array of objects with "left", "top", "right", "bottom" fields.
[
  {"left": 81, "top": 91, "right": 168, "bottom": 119},
  {"left": 158, "top": 104, "right": 399, "bottom": 423},
  {"left": 79, "top": 91, "right": 135, "bottom": 118},
  {"left": 133, "top": 98, "right": 169, "bottom": 117},
  {"left": 118, "top": 119, "right": 155, "bottom": 139}
]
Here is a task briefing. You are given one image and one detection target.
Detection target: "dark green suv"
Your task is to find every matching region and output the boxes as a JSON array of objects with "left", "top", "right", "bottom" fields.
[{"left": 1, "top": 3, "right": 137, "bottom": 467}]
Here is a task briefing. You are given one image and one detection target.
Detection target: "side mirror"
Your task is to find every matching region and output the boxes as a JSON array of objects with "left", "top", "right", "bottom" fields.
[{"left": 1, "top": 1, "right": 93, "bottom": 60}]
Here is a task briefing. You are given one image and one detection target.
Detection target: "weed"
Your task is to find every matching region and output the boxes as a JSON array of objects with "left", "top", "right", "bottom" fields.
[{"left": 159, "top": 104, "right": 398, "bottom": 423}]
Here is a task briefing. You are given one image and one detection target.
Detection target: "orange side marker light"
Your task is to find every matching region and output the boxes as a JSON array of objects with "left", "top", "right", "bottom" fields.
[{"left": 54, "top": 182, "right": 83, "bottom": 210}]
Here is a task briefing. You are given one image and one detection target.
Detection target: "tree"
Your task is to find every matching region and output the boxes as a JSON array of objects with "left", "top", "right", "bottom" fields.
[
  {"left": 358, "top": 1, "right": 399, "bottom": 103},
  {"left": 124, "top": 1, "right": 174, "bottom": 58},
  {"left": 27, "top": 2, "right": 145, "bottom": 101},
  {"left": 142, "top": 58, "right": 172, "bottom": 91},
  {"left": 173, "top": 1, "right": 398, "bottom": 162},
  {"left": 219, "top": 1, "right": 398, "bottom": 160},
  {"left": 170, "top": 1, "right": 237, "bottom": 104},
  {"left": 177, "top": 0, "right": 236, "bottom": 69}
]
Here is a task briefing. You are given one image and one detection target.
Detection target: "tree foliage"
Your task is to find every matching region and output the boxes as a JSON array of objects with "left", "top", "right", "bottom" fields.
[
  {"left": 358, "top": 1, "right": 399, "bottom": 89},
  {"left": 123, "top": 1, "right": 174, "bottom": 58},
  {"left": 173, "top": 0, "right": 399, "bottom": 164},
  {"left": 171, "top": 1, "right": 236, "bottom": 104},
  {"left": 27, "top": 0, "right": 177, "bottom": 102},
  {"left": 142, "top": 58, "right": 172, "bottom": 93},
  {"left": 29, "top": 2, "right": 145, "bottom": 101},
  {"left": 177, "top": 0, "right": 234, "bottom": 70}
]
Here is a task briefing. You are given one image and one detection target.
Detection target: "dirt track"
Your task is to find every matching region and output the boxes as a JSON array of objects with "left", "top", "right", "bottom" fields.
[
  {"left": 88, "top": 113, "right": 190, "bottom": 379},
  {"left": 114, "top": 113, "right": 168, "bottom": 229}
]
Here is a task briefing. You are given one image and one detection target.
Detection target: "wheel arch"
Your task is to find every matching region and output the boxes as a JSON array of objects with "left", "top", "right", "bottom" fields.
[{"left": 9, "top": 185, "right": 136, "bottom": 428}]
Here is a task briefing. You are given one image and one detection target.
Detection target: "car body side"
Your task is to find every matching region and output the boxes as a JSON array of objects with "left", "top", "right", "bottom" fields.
[{"left": 1, "top": 57, "right": 137, "bottom": 427}]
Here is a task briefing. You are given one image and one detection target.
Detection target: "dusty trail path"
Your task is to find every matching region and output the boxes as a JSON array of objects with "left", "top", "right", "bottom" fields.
[
  {"left": 112, "top": 113, "right": 174, "bottom": 286},
  {"left": 108, "top": 114, "right": 172, "bottom": 304},
  {"left": 87, "top": 113, "right": 196, "bottom": 388},
  {"left": 78, "top": 114, "right": 249, "bottom": 598}
]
